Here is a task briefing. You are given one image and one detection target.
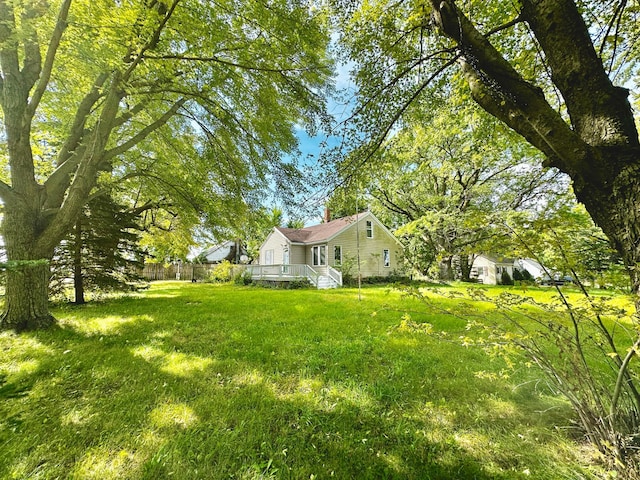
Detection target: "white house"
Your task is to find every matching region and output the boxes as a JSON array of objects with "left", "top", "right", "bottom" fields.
[
  {"left": 472, "top": 254, "right": 547, "bottom": 284},
  {"left": 513, "top": 258, "right": 546, "bottom": 281},
  {"left": 197, "top": 240, "right": 247, "bottom": 264},
  {"left": 471, "top": 254, "right": 515, "bottom": 284},
  {"left": 252, "top": 211, "right": 403, "bottom": 288}
]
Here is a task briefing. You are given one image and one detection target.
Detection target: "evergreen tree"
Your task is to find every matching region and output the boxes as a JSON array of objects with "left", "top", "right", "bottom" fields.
[{"left": 50, "top": 195, "right": 145, "bottom": 304}]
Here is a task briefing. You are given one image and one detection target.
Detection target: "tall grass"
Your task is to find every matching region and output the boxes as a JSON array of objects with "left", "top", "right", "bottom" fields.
[{"left": 0, "top": 282, "right": 624, "bottom": 479}]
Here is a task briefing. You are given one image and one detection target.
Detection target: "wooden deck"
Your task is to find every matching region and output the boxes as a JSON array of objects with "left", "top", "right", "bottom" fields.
[{"left": 242, "top": 264, "right": 342, "bottom": 288}]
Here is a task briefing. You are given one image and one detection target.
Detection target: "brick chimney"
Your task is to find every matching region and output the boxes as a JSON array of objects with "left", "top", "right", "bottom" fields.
[{"left": 323, "top": 207, "right": 331, "bottom": 223}]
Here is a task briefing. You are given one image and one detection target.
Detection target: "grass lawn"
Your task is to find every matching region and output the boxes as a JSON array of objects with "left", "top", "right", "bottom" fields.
[{"left": 0, "top": 282, "right": 633, "bottom": 479}]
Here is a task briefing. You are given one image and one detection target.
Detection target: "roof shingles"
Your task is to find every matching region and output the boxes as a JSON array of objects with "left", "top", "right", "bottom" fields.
[{"left": 276, "top": 214, "right": 361, "bottom": 244}]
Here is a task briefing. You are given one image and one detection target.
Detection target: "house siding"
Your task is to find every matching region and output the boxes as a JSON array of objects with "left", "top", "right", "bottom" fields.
[
  {"left": 290, "top": 245, "right": 306, "bottom": 265},
  {"left": 258, "top": 212, "right": 403, "bottom": 279},
  {"left": 472, "top": 255, "right": 514, "bottom": 285},
  {"left": 260, "top": 231, "right": 287, "bottom": 265},
  {"left": 327, "top": 215, "right": 401, "bottom": 277},
  {"left": 514, "top": 258, "right": 545, "bottom": 280}
]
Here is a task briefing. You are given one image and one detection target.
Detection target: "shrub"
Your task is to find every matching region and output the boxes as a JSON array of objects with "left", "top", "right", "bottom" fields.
[
  {"left": 500, "top": 270, "right": 513, "bottom": 285},
  {"left": 252, "top": 279, "right": 311, "bottom": 289},
  {"left": 342, "top": 274, "right": 412, "bottom": 287},
  {"left": 512, "top": 268, "right": 523, "bottom": 281},
  {"left": 233, "top": 269, "right": 253, "bottom": 286},
  {"left": 397, "top": 284, "right": 640, "bottom": 477},
  {"left": 287, "top": 279, "right": 312, "bottom": 289},
  {"left": 521, "top": 269, "right": 534, "bottom": 281},
  {"left": 207, "top": 260, "right": 235, "bottom": 283}
]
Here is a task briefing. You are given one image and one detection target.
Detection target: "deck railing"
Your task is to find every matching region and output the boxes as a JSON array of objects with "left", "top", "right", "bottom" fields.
[
  {"left": 240, "top": 264, "right": 343, "bottom": 288},
  {"left": 303, "top": 265, "right": 320, "bottom": 286},
  {"left": 327, "top": 266, "right": 343, "bottom": 286},
  {"left": 243, "top": 264, "right": 319, "bottom": 285}
]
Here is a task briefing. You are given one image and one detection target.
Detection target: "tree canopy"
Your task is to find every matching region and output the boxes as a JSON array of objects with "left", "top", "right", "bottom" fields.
[
  {"left": 328, "top": 94, "right": 567, "bottom": 278},
  {"left": 0, "top": 0, "right": 334, "bottom": 330},
  {"left": 332, "top": 0, "right": 640, "bottom": 296}
]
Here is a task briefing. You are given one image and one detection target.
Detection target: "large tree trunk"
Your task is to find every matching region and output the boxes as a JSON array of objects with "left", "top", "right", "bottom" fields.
[
  {"left": 574, "top": 158, "right": 640, "bottom": 297},
  {"left": 0, "top": 207, "right": 55, "bottom": 331},
  {"left": 439, "top": 256, "right": 454, "bottom": 280},
  {"left": 459, "top": 254, "right": 472, "bottom": 282},
  {"left": 2, "top": 262, "right": 54, "bottom": 332},
  {"left": 429, "top": 0, "right": 640, "bottom": 300},
  {"left": 0, "top": 1, "right": 194, "bottom": 331}
]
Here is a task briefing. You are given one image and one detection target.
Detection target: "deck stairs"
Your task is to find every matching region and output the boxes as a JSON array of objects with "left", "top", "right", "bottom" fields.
[{"left": 317, "top": 275, "right": 340, "bottom": 289}]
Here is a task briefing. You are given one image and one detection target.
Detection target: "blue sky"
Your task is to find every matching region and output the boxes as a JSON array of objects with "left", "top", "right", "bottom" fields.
[{"left": 285, "top": 60, "right": 356, "bottom": 224}]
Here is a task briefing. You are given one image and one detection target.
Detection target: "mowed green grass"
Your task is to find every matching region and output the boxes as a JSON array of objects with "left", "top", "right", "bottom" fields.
[{"left": 0, "top": 282, "right": 630, "bottom": 479}]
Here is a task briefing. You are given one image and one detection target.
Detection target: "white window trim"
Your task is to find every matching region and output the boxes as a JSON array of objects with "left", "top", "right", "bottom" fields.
[
  {"left": 366, "top": 220, "right": 373, "bottom": 239},
  {"left": 312, "top": 245, "right": 327, "bottom": 266},
  {"left": 334, "top": 245, "right": 342, "bottom": 265}
]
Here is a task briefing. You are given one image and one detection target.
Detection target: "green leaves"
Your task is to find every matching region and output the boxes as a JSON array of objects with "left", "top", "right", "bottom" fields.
[
  {"left": 0, "top": 0, "right": 335, "bottom": 325},
  {"left": 328, "top": 89, "right": 565, "bottom": 277}
]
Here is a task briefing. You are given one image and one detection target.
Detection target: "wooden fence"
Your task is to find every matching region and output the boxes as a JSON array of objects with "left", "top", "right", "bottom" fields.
[{"left": 141, "top": 264, "right": 217, "bottom": 281}]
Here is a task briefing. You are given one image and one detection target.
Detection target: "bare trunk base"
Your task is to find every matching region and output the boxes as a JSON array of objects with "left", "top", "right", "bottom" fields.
[
  {"left": 439, "top": 257, "right": 454, "bottom": 280},
  {"left": 0, "top": 261, "right": 56, "bottom": 332},
  {"left": 1, "top": 311, "right": 56, "bottom": 332},
  {"left": 459, "top": 255, "right": 472, "bottom": 282}
]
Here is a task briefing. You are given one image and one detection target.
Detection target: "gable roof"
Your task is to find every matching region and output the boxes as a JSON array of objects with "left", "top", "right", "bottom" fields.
[
  {"left": 275, "top": 213, "right": 361, "bottom": 244},
  {"left": 199, "top": 240, "right": 246, "bottom": 263}
]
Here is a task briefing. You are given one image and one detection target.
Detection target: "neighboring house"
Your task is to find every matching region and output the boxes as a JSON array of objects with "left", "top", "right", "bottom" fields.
[
  {"left": 514, "top": 258, "right": 546, "bottom": 281},
  {"left": 198, "top": 240, "right": 247, "bottom": 264},
  {"left": 472, "top": 254, "right": 547, "bottom": 284},
  {"left": 471, "top": 254, "right": 516, "bottom": 285},
  {"left": 252, "top": 211, "right": 403, "bottom": 288}
]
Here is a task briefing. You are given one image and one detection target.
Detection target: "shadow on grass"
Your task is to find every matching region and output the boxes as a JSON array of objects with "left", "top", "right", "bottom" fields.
[{"left": 0, "top": 283, "right": 584, "bottom": 479}]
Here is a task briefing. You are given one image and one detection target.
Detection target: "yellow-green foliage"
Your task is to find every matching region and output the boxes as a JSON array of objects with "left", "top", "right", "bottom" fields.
[{"left": 207, "top": 260, "right": 235, "bottom": 283}]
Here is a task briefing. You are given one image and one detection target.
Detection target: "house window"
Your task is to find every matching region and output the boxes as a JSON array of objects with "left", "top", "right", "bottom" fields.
[
  {"left": 312, "top": 245, "right": 326, "bottom": 266},
  {"left": 366, "top": 220, "right": 373, "bottom": 238},
  {"left": 264, "top": 249, "right": 274, "bottom": 265},
  {"left": 383, "top": 249, "right": 390, "bottom": 268},
  {"left": 334, "top": 245, "right": 342, "bottom": 265}
]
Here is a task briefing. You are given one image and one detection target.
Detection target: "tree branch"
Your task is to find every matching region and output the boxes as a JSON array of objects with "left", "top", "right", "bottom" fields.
[
  {"left": 102, "top": 98, "right": 187, "bottom": 162},
  {"left": 54, "top": 72, "right": 108, "bottom": 167},
  {"left": 429, "top": 0, "right": 590, "bottom": 176},
  {"left": 0, "top": 179, "right": 16, "bottom": 203},
  {"left": 43, "top": 73, "right": 109, "bottom": 211},
  {"left": 142, "top": 53, "right": 315, "bottom": 73},
  {"left": 483, "top": 15, "right": 524, "bottom": 38},
  {"left": 371, "top": 187, "right": 417, "bottom": 221},
  {"left": 26, "top": 0, "right": 71, "bottom": 117},
  {"left": 20, "top": 5, "right": 43, "bottom": 89},
  {"left": 122, "top": 0, "right": 180, "bottom": 81},
  {"left": 0, "top": 1, "right": 21, "bottom": 97},
  {"left": 112, "top": 101, "right": 148, "bottom": 130},
  {"left": 521, "top": 0, "right": 638, "bottom": 146},
  {"left": 339, "top": 55, "right": 459, "bottom": 183}
]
